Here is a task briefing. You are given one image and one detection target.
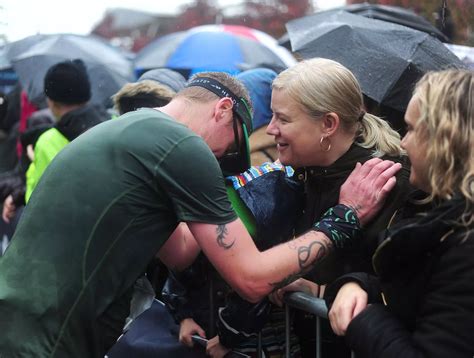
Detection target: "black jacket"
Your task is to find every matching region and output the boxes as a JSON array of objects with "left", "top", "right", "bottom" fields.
[
  {"left": 294, "top": 143, "right": 412, "bottom": 283},
  {"left": 55, "top": 104, "right": 107, "bottom": 141},
  {"left": 326, "top": 195, "right": 474, "bottom": 358}
]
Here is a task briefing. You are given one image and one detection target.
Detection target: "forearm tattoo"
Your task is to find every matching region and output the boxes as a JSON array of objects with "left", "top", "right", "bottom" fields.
[
  {"left": 269, "top": 234, "right": 333, "bottom": 291},
  {"left": 216, "top": 224, "right": 235, "bottom": 250},
  {"left": 297, "top": 240, "right": 328, "bottom": 270}
]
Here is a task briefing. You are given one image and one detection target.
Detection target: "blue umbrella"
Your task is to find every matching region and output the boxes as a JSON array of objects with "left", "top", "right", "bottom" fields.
[{"left": 134, "top": 25, "right": 295, "bottom": 76}]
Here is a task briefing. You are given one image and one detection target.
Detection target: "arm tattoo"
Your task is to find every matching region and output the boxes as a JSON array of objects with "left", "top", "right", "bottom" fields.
[
  {"left": 270, "top": 236, "right": 333, "bottom": 290},
  {"left": 298, "top": 240, "right": 329, "bottom": 270},
  {"left": 216, "top": 224, "right": 235, "bottom": 250}
]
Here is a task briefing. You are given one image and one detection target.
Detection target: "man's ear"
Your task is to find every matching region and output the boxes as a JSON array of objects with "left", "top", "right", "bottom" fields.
[
  {"left": 322, "top": 112, "right": 340, "bottom": 136},
  {"left": 215, "top": 97, "right": 234, "bottom": 123}
]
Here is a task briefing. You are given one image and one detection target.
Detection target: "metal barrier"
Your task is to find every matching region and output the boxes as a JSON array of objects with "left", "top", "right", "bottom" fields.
[
  {"left": 205, "top": 276, "right": 352, "bottom": 358},
  {"left": 284, "top": 292, "right": 327, "bottom": 358},
  {"left": 282, "top": 292, "right": 355, "bottom": 358}
]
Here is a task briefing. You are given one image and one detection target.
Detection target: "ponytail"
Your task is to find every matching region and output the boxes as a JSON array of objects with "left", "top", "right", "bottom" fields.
[{"left": 357, "top": 113, "right": 404, "bottom": 157}]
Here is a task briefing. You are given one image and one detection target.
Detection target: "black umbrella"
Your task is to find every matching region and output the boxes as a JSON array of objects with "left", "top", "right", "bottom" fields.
[
  {"left": 342, "top": 3, "right": 449, "bottom": 42},
  {"left": 286, "top": 10, "right": 465, "bottom": 112},
  {"left": 278, "top": 4, "right": 449, "bottom": 49},
  {"left": 1, "top": 34, "right": 50, "bottom": 70},
  {"left": 8, "top": 34, "right": 134, "bottom": 107}
]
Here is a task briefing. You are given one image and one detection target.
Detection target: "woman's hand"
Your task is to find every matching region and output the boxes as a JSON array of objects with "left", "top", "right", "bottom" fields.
[
  {"left": 269, "top": 278, "right": 320, "bottom": 307},
  {"left": 339, "top": 158, "right": 401, "bottom": 226},
  {"left": 328, "top": 282, "right": 368, "bottom": 336},
  {"left": 206, "top": 336, "right": 231, "bottom": 358},
  {"left": 179, "top": 318, "right": 206, "bottom": 347}
]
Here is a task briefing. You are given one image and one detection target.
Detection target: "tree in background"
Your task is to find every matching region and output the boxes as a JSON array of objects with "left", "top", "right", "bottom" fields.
[
  {"left": 176, "top": 0, "right": 311, "bottom": 38},
  {"left": 92, "top": 0, "right": 313, "bottom": 52},
  {"left": 175, "top": 0, "right": 220, "bottom": 31},
  {"left": 348, "top": 0, "right": 474, "bottom": 45}
]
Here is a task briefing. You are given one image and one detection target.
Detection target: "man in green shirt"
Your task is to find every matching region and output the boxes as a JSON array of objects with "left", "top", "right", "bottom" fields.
[{"left": 0, "top": 72, "right": 400, "bottom": 357}]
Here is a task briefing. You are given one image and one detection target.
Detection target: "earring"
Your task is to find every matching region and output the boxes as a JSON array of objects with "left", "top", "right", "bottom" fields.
[{"left": 320, "top": 136, "right": 331, "bottom": 152}]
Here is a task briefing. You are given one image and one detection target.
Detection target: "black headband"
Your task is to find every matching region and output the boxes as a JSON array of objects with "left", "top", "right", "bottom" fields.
[{"left": 186, "top": 76, "right": 253, "bottom": 135}]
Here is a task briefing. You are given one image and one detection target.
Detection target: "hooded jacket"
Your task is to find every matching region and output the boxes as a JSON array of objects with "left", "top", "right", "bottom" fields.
[{"left": 25, "top": 104, "right": 106, "bottom": 201}]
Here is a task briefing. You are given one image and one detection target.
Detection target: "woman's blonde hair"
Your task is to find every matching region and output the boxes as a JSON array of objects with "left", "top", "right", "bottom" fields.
[
  {"left": 413, "top": 69, "right": 473, "bottom": 205},
  {"left": 272, "top": 58, "right": 402, "bottom": 157}
]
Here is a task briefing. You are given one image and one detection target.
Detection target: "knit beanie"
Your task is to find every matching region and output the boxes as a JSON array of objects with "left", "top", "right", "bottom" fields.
[
  {"left": 44, "top": 59, "right": 91, "bottom": 104},
  {"left": 138, "top": 68, "right": 187, "bottom": 93}
]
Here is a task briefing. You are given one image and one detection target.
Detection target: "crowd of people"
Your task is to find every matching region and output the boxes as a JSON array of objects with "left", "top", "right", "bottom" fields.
[{"left": 0, "top": 37, "right": 472, "bottom": 358}]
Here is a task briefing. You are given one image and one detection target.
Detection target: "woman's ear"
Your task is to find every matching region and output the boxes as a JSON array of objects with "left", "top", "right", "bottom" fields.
[{"left": 322, "top": 112, "right": 340, "bottom": 136}]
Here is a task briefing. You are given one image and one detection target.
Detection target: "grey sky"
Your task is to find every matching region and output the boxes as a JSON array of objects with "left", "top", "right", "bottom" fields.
[{"left": 0, "top": 0, "right": 345, "bottom": 42}]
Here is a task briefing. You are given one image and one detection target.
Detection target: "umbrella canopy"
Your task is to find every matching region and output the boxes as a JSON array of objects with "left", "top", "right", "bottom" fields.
[
  {"left": 278, "top": 4, "right": 448, "bottom": 49},
  {"left": 343, "top": 3, "right": 449, "bottom": 42},
  {"left": 134, "top": 25, "right": 296, "bottom": 75},
  {"left": 7, "top": 34, "right": 134, "bottom": 107},
  {"left": 286, "top": 10, "right": 464, "bottom": 112},
  {"left": 1, "top": 34, "right": 50, "bottom": 70}
]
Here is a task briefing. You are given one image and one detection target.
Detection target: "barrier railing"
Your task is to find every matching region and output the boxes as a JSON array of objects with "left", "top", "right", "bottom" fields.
[
  {"left": 204, "top": 277, "right": 352, "bottom": 358},
  {"left": 284, "top": 292, "right": 327, "bottom": 358},
  {"left": 282, "top": 292, "right": 355, "bottom": 358}
]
